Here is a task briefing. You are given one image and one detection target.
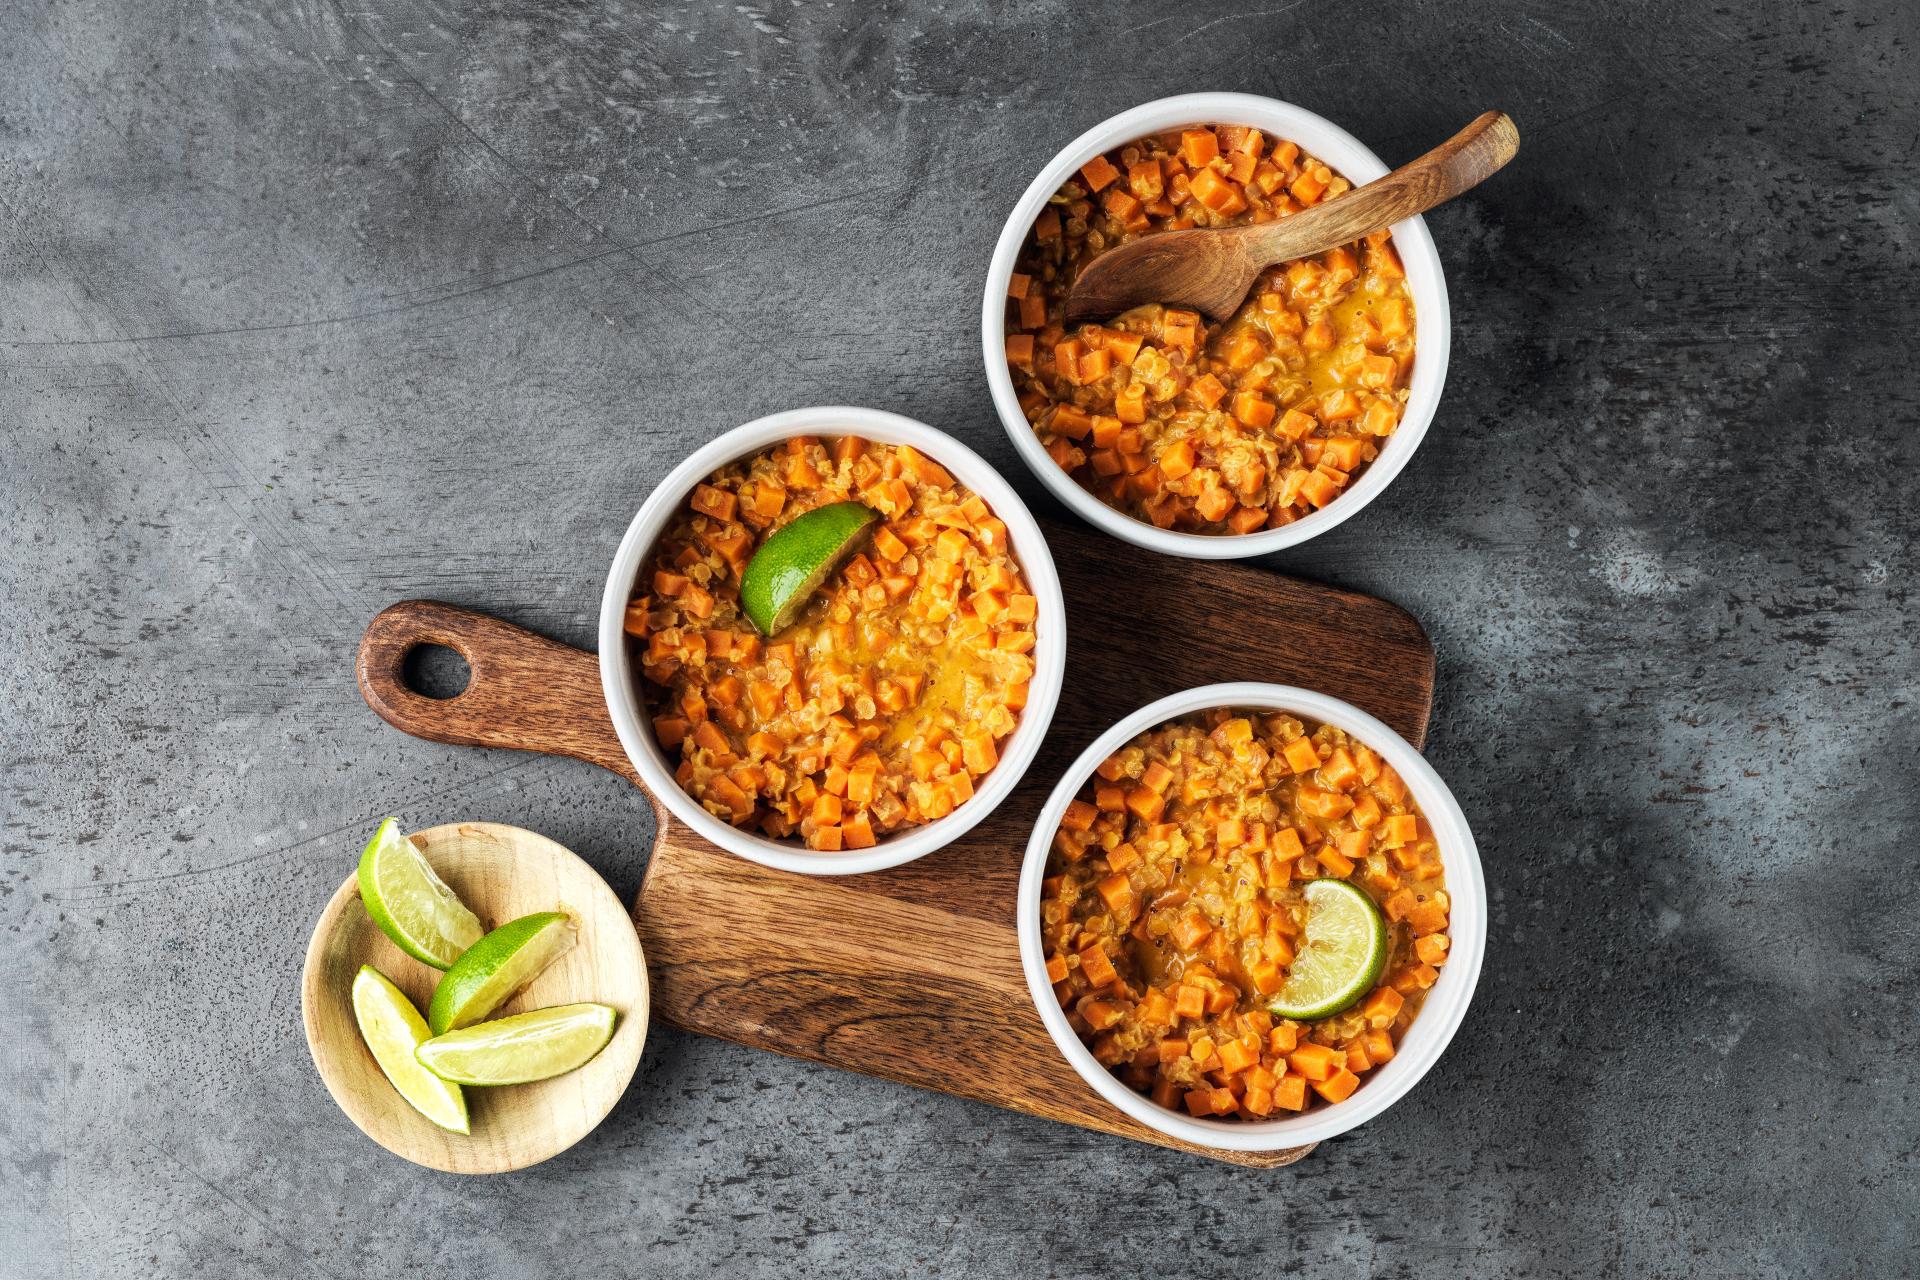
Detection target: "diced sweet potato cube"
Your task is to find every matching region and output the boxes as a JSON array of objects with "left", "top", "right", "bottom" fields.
[
  {"left": 1273, "top": 408, "right": 1316, "bottom": 442},
  {"left": 1313, "top": 1067, "right": 1360, "bottom": 1104},
  {"left": 1287, "top": 1042, "right": 1343, "bottom": 1082},
  {"left": 1188, "top": 166, "right": 1240, "bottom": 213},
  {"left": 1273, "top": 1074, "right": 1308, "bottom": 1111},
  {"left": 1095, "top": 872, "right": 1133, "bottom": 914},
  {"left": 1080, "top": 153, "right": 1120, "bottom": 191},
  {"left": 1282, "top": 737, "right": 1322, "bottom": 773},
  {"left": 1128, "top": 160, "right": 1164, "bottom": 201},
  {"left": 690, "top": 483, "right": 737, "bottom": 521},
  {"left": 1170, "top": 910, "right": 1212, "bottom": 950},
  {"left": 1290, "top": 164, "right": 1329, "bottom": 206},
  {"left": 1188, "top": 372, "right": 1228, "bottom": 409},
  {"left": 841, "top": 812, "right": 876, "bottom": 849},
  {"left": 1407, "top": 899, "right": 1449, "bottom": 936},
  {"left": 1363, "top": 987, "right": 1405, "bottom": 1029},
  {"left": 1217, "top": 1035, "right": 1259, "bottom": 1074},
  {"left": 1322, "top": 245, "right": 1358, "bottom": 287},
  {"left": 1078, "top": 943, "right": 1119, "bottom": 989},
  {"left": 1126, "top": 785, "right": 1166, "bottom": 822},
  {"left": 1299, "top": 470, "right": 1342, "bottom": 509},
  {"left": 1102, "top": 186, "right": 1146, "bottom": 229},
  {"left": 1316, "top": 847, "right": 1354, "bottom": 878},
  {"left": 1180, "top": 129, "right": 1220, "bottom": 167},
  {"left": 1380, "top": 296, "right": 1412, "bottom": 339},
  {"left": 1194, "top": 485, "right": 1236, "bottom": 523},
  {"left": 652, "top": 715, "right": 689, "bottom": 748},
  {"left": 1231, "top": 392, "right": 1276, "bottom": 429}
]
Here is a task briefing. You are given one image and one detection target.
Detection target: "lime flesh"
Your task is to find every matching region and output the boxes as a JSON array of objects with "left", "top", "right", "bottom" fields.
[
  {"left": 1268, "top": 879, "right": 1389, "bottom": 1021},
  {"left": 352, "top": 966, "right": 469, "bottom": 1133},
  {"left": 356, "top": 817, "right": 484, "bottom": 970},
  {"left": 738, "top": 501, "right": 878, "bottom": 635},
  {"left": 416, "top": 1003, "right": 618, "bottom": 1086},
  {"left": 427, "top": 911, "right": 576, "bottom": 1035}
]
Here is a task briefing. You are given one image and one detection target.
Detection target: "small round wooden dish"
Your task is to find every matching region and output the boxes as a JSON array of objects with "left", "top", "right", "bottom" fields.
[{"left": 301, "top": 822, "right": 649, "bottom": 1174}]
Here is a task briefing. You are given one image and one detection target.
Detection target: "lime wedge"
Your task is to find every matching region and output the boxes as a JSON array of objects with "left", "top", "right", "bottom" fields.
[
  {"left": 427, "top": 911, "right": 576, "bottom": 1035},
  {"left": 1268, "top": 879, "right": 1389, "bottom": 1020},
  {"left": 739, "top": 501, "right": 879, "bottom": 635},
  {"left": 356, "top": 817, "right": 484, "bottom": 970},
  {"left": 416, "top": 1003, "right": 618, "bottom": 1086},
  {"left": 352, "top": 966, "right": 469, "bottom": 1133}
]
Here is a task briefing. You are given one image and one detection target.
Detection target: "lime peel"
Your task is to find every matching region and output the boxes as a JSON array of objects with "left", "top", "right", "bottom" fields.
[
  {"left": 1267, "top": 879, "right": 1389, "bottom": 1021},
  {"left": 427, "top": 911, "right": 576, "bottom": 1036},
  {"left": 352, "top": 966, "right": 469, "bottom": 1133},
  {"left": 357, "top": 817, "right": 484, "bottom": 970},
  {"left": 738, "top": 501, "right": 879, "bottom": 636},
  {"left": 416, "top": 1003, "right": 618, "bottom": 1086}
]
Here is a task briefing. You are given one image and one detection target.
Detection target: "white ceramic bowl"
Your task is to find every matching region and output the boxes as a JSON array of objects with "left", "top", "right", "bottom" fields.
[
  {"left": 1016, "top": 683, "right": 1484, "bottom": 1150},
  {"left": 982, "top": 92, "right": 1452, "bottom": 560},
  {"left": 599, "top": 406, "right": 1066, "bottom": 876}
]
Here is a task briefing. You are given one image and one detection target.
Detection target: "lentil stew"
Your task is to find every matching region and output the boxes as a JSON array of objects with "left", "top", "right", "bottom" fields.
[
  {"left": 1040, "top": 707, "right": 1452, "bottom": 1120},
  {"left": 627, "top": 437, "right": 1038, "bottom": 851},
  {"left": 1005, "top": 124, "right": 1416, "bottom": 535}
]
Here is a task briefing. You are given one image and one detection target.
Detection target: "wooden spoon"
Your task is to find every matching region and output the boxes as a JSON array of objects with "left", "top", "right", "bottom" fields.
[{"left": 1062, "top": 111, "right": 1520, "bottom": 326}]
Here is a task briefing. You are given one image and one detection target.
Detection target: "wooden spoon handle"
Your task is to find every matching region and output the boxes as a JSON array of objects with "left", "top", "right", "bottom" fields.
[
  {"left": 356, "top": 600, "right": 643, "bottom": 787},
  {"left": 1254, "top": 110, "right": 1520, "bottom": 259}
]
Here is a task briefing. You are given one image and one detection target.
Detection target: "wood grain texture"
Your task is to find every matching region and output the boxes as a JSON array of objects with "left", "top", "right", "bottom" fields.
[
  {"left": 359, "top": 599, "right": 642, "bottom": 785},
  {"left": 300, "top": 823, "right": 650, "bottom": 1174},
  {"left": 1065, "top": 111, "right": 1520, "bottom": 324},
  {"left": 355, "top": 518, "right": 1433, "bottom": 1168}
]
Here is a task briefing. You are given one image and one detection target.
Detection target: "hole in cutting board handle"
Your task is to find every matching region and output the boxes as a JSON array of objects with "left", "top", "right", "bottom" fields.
[{"left": 400, "top": 643, "right": 472, "bottom": 701}]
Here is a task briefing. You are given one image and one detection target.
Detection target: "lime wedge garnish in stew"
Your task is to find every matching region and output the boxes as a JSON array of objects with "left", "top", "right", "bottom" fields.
[
  {"left": 427, "top": 911, "right": 576, "bottom": 1035},
  {"left": 739, "top": 501, "right": 879, "bottom": 635},
  {"left": 415, "top": 1003, "right": 618, "bottom": 1086},
  {"left": 352, "top": 966, "right": 469, "bottom": 1133},
  {"left": 357, "top": 817, "right": 485, "bottom": 970},
  {"left": 1267, "top": 879, "right": 1389, "bottom": 1021}
]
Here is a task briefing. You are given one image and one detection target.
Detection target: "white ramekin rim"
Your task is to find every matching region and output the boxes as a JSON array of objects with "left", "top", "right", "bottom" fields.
[
  {"left": 1015, "top": 682, "right": 1485, "bottom": 1150},
  {"left": 981, "top": 92, "right": 1452, "bottom": 561},
  {"left": 598, "top": 406, "right": 1067, "bottom": 876}
]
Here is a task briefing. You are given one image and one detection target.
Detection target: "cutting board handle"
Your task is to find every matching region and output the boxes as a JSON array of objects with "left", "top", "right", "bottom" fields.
[{"left": 356, "top": 600, "right": 644, "bottom": 788}]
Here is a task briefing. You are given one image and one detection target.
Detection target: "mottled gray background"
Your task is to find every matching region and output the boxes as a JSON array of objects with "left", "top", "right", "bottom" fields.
[{"left": 3, "top": 0, "right": 1915, "bottom": 1276}]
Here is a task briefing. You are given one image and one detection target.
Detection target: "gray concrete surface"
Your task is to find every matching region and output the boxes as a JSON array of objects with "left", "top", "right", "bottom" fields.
[{"left": 4, "top": 1, "right": 1916, "bottom": 1276}]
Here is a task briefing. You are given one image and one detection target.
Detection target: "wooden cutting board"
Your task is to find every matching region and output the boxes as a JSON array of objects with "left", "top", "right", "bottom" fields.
[{"left": 357, "top": 518, "right": 1434, "bottom": 1168}]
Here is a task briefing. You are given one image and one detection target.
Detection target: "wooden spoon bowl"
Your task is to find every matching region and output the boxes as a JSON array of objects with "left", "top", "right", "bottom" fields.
[
  {"left": 1064, "top": 111, "right": 1519, "bottom": 325},
  {"left": 301, "top": 822, "right": 650, "bottom": 1174}
]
